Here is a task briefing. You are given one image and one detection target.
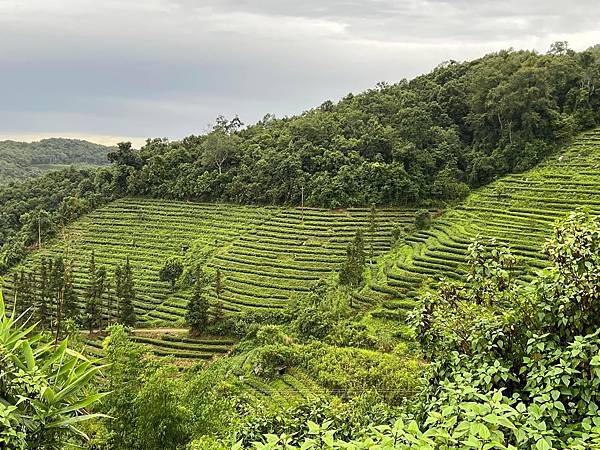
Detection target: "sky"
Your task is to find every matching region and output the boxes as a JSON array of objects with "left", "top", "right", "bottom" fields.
[{"left": 1, "top": 0, "right": 600, "bottom": 147}]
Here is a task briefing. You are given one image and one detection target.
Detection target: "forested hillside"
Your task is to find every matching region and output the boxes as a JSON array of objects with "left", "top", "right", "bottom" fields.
[
  {"left": 0, "top": 137, "right": 111, "bottom": 184},
  {"left": 2, "top": 46, "right": 600, "bottom": 274},
  {"left": 110, "top": 46, "right": 600, "bottom": 207},
  {"left": 3, "top": 126, "right": 599, "bottom": 450},
  {"left": 2, "top": 43, "right": 600, "bottom": 450}
]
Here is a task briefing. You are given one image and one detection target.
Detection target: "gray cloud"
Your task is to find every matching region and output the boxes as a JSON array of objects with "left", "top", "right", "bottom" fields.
[{"left": 0, "top": 0, "right": 599, "bottom": 144}]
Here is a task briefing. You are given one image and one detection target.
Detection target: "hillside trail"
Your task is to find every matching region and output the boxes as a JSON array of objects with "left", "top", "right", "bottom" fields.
[
  {"left": 80, "top": 327, "right": 186, "bottom": 335},
  {"left": 131, "top": 328, "right": 185, "bottom": 333}
]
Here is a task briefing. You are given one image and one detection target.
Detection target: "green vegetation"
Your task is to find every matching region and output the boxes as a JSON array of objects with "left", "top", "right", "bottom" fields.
[
  {"left": 2, "top": 44, "right": 600, "bottom": 450},
  {"left": 0, "top": 166, "right": 120, "bottom": 271},
  {"left": 0, "top": 138, "right": 110, "bottom": 184},
  {"left": 159, "top": 257, "right": 184, "bottom": 291},
  {"left": 247, "top": 211, "right": 600, "bottom": 449},
  {"left": 367, "top": 127, "right": 600, "bottom": 323},
  {"left": 187, "top": 269, "right": 211, "bottom": 334},
  {"left": 1, "top": 200, "right": 415, "bottom": 324},
  {"left": 0, "top": 283, "right": 106, "bottom": 449},
  {"left": 111, "top": 46, "right": 600, "bottom": 207}
]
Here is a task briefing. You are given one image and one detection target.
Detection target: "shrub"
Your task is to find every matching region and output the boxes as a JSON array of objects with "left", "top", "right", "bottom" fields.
[
  {"left": 0, "top": 282, "right": 106, "bottom": 449},
  {"left": 159, "top": 257, "right": 184, "bottom": 291},
  {"left": 252, "top": 344, "right": 298, "bottom": 379},
  {"left": 414, "top": 209, "right": 431, "bottom": 230}
]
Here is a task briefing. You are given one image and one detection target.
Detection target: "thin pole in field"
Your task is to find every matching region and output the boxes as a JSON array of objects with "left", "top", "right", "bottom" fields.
[{"left": 301, "top": 185, "right": 304, "bottom": 225}]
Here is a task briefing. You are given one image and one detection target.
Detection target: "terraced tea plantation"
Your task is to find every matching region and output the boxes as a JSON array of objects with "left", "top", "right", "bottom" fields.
[
  {"left": 3, "top": 199, "right": 416, "bottom": 359},
  {"left": 368, "top": 128, "right": 600, "bottom": 322}
]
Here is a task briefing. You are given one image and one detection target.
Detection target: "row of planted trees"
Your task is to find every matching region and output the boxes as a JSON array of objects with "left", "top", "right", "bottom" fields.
[{"left": 10, "top": 251, "right": 137, "bottom": 337}]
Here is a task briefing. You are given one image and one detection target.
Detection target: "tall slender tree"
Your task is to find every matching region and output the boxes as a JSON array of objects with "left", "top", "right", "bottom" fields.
[
  {"left": 186, "top": 269, "right": 210, "bottom": 334},
  {"left": 85, "top": 251, "right": 101, "bottom": 333},
  {"left": 114, "top": 264, "right": 123, "bottom": 320},
  {"left": 215, "top": 267, "right": 223, "bottom": 299},
  {"left": 50, "top": 256, "right": 65, "bottom": 341},
  {"left": 62, "top": 258, "right": 78, "bottom": 320},
  {"left": 96, "top": 266, "right": 107, "bottom": 326},
  {"left": 27, "top": 272, "right": 37, "bottom": 320},
  {"left": 38, "top": 258, "right": 52, "bottom": 330},
  {"left": 19, "top": 269, "right": 34, "bottom": 318},
  {"left": 117, "top": 257, "right": 137, "bottom": 327},
  {"left": 12, "top": 271, "right": 21, "bottom": 315},
  {"left": 368, "top": 204, "right": 378, "bottom": 264}
]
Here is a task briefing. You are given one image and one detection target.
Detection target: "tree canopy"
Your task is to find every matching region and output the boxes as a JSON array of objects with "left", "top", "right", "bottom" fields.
[
  {"left": 110, "top": 45, "right": 600, "bottom": 208},
  {"left": 0, "top": 138, "right": 110, "bottom": 185}
]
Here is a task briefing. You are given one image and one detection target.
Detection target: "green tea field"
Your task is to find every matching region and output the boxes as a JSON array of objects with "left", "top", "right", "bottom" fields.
[
  {"left": 3, "top": 200, "right": 417, "bottom": 360},
  {"left": 367, "top": 128, "right": 600, "bottom": 323}
]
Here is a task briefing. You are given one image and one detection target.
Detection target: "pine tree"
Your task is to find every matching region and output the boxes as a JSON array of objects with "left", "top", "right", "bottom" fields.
[
  {"left": 354, "top": 229, "right": 366, "bottom": 269},
  {"left": 38, "top": 258, "right": 51, "bottom": 329},
  {"left": 212, "top": 300, "right": 224, "bottom": 324},
  {"left": 113, "top": 265, "right": 123, "bottom": 321},
  {"left": 50, "top": 256, "right": 65, "bottom": 340},
  {"left": 12, "top": 272, "right": 22, "bottom": 315},
  {"left": 96, "top": 266, "right": 107, "bottom": 326},
  {"left": 186, "top": 270, "right": 210, "bottom": 334},
  {"left": 19, "top": 269, "right": 34, "bottom": 318},
  {"left": 104, "top": 273, "right": 115, "bottom": 327},
  {"left": 118, "top": 257, "right": 137, "bottom": 327},
  {"left": 85, "top": 251, "right": 101, "bottom": 333},
  {"left": 63, "top": 259, "right": 78, "bottom": 320},
  {"left": 28, "top": 272, "right": 37, "bottom": 320}
]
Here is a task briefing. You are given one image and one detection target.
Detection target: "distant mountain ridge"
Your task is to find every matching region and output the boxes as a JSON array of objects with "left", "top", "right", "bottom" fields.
[{"left": 0, "top": 137, "right": 112, "bottom": 184}]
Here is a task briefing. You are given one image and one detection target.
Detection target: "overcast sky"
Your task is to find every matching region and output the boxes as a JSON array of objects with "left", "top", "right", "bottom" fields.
[{"left": 1, "top": 0, "right": 600, "bottom": 147}]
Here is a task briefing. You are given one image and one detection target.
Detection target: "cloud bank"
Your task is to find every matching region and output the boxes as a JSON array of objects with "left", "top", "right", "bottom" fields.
[{"left": 1, "top": 0, "right": 599, "bottom": 144}]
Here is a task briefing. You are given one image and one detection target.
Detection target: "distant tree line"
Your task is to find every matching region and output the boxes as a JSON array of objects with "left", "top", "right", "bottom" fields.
[{"left": 0, "top": 137, "right": 110, "bottom": 185}]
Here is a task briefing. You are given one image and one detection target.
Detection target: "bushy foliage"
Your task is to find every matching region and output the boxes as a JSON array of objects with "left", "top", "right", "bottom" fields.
[
  {"left": 0, "top": 281, "right": 106, "bottom": 449},
  {"left": 287, "top": 280, "right": 352, "bottom": 341},
  {"left": 234, "top": 394, "right": 399, "bottom": 448},
  {"left": 300, "top": 343, "right": 422, "bottom": 406},
  {"left": 107, "top": 46, "right": 600, "bottom": 208},
  {"left": 99, "top": 325, "right": 237, "bottom": 450},
  {"left": 414, "top": 209, "right": 432, "bottom": 230},
  {"left": 412, "top": 211, "right": 600, "bottom": 449},
  {"left": 246, "top": 211, "right": 600, "bottom": 449},
  {"left": 159, "top": 257, "right": 184, "bottom": 291}
]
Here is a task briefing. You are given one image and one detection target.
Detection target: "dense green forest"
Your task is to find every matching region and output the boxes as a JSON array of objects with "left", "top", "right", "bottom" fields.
[
  {"left": 0, "top": 138, "right": 110, "bottom": 185},
  {"left": 109, "top": 45, "right": 600, "bottom": 207}
]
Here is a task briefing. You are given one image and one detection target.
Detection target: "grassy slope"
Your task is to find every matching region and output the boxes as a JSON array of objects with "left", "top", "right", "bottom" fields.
[
  {"left": 3, "top": 200, "right": 416, "bottom": 360},
  {"left": 364, "top": 128, "right": 600, "bottom": 325}
]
